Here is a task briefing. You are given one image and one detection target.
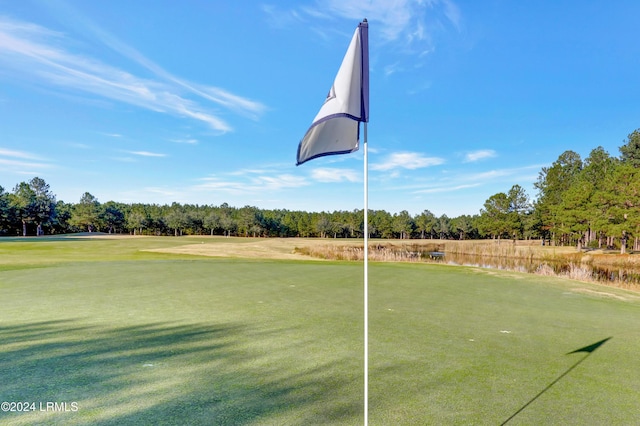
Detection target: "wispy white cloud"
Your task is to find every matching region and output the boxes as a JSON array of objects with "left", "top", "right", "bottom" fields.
[
  {"left": 0, "top": 158, "right": 52, "bottom": 169},
  {"left": 442, "top": 0, "right": 462, "bottom": 31},
  {"left": 0, "top": 148, "right": 44, "bottom": 160},
  {"left": 381, "top": 164, "right": 542, "bottom": 195},
  {"left": 311, "top": 167, "right": 360, "bottom": 182},
  {"left": 262, "top": 4, "right": 306, "bottom": 28},
  {"left": 413, "top": 183, "right": 480, "bottom": 194},
  {"left": 112, "top": 156, "right": 136, "bottom": 163},
  {"left": 464, "top": 149, "right": 497, "bottom": 162},
  {"left": 316, "top": 0, "right": 461, "bottom": 44},
  {"left": 263, "top": 0, "right": 462, "bottom": 53},
  {"left": 141, "top": 187, "right": 179, "bottom": 197},
  {"left": 193, "top": 169, "right": 309, "bottom": 194},
  {"left": 372, "top": 152, "right": 445, "bottom": 171},
  {"left": 228, "top": 167, "right": 283, "bottom": 176},
  {"left": 0, "top": 147, "right": 52, "bottom": 173},
  {"left": 0, "top": 15, "right": 265, "bottom": 132},
  {"left": 127, "top": 151, "right": 167, "bottom": 158},
  {"left": 457, "top": 165, "right": 542, "bottom": 185},
  {"left": 68, "top": 142, "right": 91, "bottom": 149},
  {"left": 188, "top": 85, "right": 266, "bottom": 119},
  {"left": 61, "top": 9, "right": 267, "bottom": 119},
  {"left": 191, "top": 178, "right": 248, "bottom": 195},
  {"left": 250, "top": 174, "right": 308, "bottom": 190},
  {"left": 169, "top": 138, "right": 198, "bottom": 145},
  {"left": 384, "top": 62, "right": 402, "bottom": 77},
  {"left": 468, "top": 169, "right": 514, "bottom": 181}
]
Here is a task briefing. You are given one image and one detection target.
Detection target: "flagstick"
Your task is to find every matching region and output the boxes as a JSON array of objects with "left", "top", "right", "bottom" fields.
[{"left": 363, "top": 122, "right": 369, "bottom": 426}]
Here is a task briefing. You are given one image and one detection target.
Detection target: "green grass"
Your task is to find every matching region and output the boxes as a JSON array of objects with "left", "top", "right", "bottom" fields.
[{"left": 0, "top": 236, "right": 639, "bottom": 425}]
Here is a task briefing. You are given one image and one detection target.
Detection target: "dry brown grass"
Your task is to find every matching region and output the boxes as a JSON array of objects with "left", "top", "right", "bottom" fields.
[
  {"left": 146, "top": 236, "right": 401, "bottom": 260},
  {"left": 294, "top": 241, "right": 443, "bottom": 262},
  {"left": 442, "top": 239, "right": 578, "bottom": 260},
  {"left": 147, "top": 237, "right": 620, "bottom": 265},
  {"left": 147, "top": 237, "right": 444, "bottom": 261},
  {"left": 146, "top": 237, "right": 324, "bottom": 260},
  {"left": 145, "top": 237, "right": 640, "bottom": 291}
]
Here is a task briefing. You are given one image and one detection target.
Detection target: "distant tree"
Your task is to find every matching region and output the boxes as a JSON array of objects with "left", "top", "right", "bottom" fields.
[
  {"left": 344, "top": 210, "right": 361, "bottom": 238},
  {"left": 370, "top": 210, "right": 393, "bottom": 238},
  {"left": 415, "top": 209, "right": 437, "bottom": 239},
  {"left": 506, "top": 184, "right": 531, "bottom": 240},
  {"left": 534, "top": 150, "right": 583, "bottom": 244},
  {"left": 218, "top": 204, "right": 236, "bottom": 237},
  {"left": 280, "top": 210, "right": 299, "bottom": 237},
  {"left": 70, "top": 192, "right": 101, "bottom": 232},
  {"left": 478, "top": 192, "right": 510, "bottom": 239},
  {"left": 0, "top": 185, "right": 10, "bottom": 234},
  {"left": 102, "top": 201, "right": 126, "bottom": 234},
  {"left": 143, "top": 204, "right": 166, "bottom": 235},
  {"left": 507, "top": 185, "right": 530, "bottom": 214},
  {"left": 451, "top": 215, "right": 474, "bottom": 240},
  {"left": 523, "top": 205, "right": 544, "bottom": 241},
  {"left": 392, "top": 210, "right": 414, "bottom": 239},
  {"left": 315, "top": 214, "right": 333, "bottom": 238},
  {"left": 238, "top": 206, "right": 263, "bottom": 237},
  {"left": 259, "top": 210, "right": 277, "bottom": 237},
  {"left": 619, "top": 129, "right": 640, "bottom": 167},
  {"left": 166, "top": 203, "right": 188, "bottom": 236},
  {"left": 584, "top": 146, "right": 618, "bottom": 185},
  {"left": 9, "top": 178, "right": 56, "bottom": 236},
  {"left": 203, "top": 210, "right": 221, "bottom": 236},
  {"left": 11, "top": 181, "right": 35, "bottom": 236},
  {"left": 127, "top": 205, "right": 149, "bottom": 235},
  {"left": 581, "top": 147, "right": 618, "bottom": 246},
  {"left": 353, "top": 209, "right": 366, "bottom": 238},
  {"left": 28, "top": 177, "right": 56, "bottom": 236},
  {"left": 180, "top": 205, "right": 204, "bottom": 235},
  {"left": 52, "top": 200, "right": 74, "bottom": 234},
  {"left": 557, "top": 179, "right": 594, "bottom": 249},
  {"left": 477, "top": 184, "right": 531, "bottom": 241},
  {"left": 593, "top": 163, "right": 640, "bottom": 253},
  {"left": 434, "top": 214, "right": 450, "bottom": 239},
  {"left": 330, "top": 211, "right": 349, "bottom": 238}
]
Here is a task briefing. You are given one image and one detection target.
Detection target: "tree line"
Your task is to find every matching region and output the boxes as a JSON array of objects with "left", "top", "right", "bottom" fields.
[
  {"left": 0, "top": 183, "right": 475, "bottom": 240},
  {"left": 1, "top": 129, "right": 639, "bottom": 251}
]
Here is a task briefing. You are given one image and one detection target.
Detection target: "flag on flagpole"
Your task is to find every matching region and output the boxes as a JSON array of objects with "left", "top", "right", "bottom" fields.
[
  {"left": 295, "top": 20, "right": 371, "bottom": 425},
  {"left": 296, "top": 20, "right": 369, "bottom": 166}
]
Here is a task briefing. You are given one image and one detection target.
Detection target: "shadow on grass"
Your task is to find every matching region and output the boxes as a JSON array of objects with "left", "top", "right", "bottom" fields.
[
  {"left": 0, "top": 320, "right": 361, "bottom": 425},
  {"left": 500, "top": 337, "right": 613, "bottom": 425}
]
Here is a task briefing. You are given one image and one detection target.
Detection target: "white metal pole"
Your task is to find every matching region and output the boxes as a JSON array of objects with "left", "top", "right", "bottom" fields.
[{"left": 363, "top": 122, "right": 369, "bottom": 426}]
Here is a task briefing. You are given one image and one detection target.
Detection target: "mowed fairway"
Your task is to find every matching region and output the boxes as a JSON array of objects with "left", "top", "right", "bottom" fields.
[{"left": 0, "top": 236, "right": 639, "bottom": 425}]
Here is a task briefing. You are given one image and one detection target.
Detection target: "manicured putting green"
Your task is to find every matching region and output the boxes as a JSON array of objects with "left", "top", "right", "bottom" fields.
[{"left": 0, "top": 237, "right": 638, "bottom": 425}]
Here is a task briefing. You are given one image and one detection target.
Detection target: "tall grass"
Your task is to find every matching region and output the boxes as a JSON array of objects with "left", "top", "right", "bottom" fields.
[
  {"left": 294, "top": 242, "right": 443, "bottom": 262},
  {"left": 295, "top": 240, "right": 562, "bottom": 263},
  {"left": 294, "top": 240, "right": 640, "bottom": 290}
]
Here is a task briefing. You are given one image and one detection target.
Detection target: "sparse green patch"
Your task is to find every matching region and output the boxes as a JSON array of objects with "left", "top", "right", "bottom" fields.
[{"left": 0, "top": 236, "right": 638, "bottom": 424}]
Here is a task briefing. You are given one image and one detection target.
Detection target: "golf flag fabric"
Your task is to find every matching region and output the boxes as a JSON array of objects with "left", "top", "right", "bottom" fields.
[
  {"left": 566, "top": 337, "right": 611, "bottom": 354},
  {"left": 296, "top": 20, "right": 369, "bottom": 166}
]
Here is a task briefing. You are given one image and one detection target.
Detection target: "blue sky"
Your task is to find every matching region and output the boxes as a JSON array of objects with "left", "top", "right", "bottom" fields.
[{"left": 1, "top": 0, "right": 639, "bottom": 217}]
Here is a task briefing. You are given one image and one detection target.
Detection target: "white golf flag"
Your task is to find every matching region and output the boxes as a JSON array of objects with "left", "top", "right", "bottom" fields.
[{"left": 297, "top": 20, "right": 369, "bottom": 166}]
